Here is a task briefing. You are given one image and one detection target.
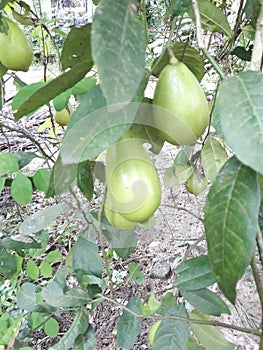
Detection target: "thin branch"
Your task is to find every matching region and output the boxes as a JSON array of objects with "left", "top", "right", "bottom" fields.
[
  {"left": 191, "top": 0, "right": 225, "bottom": 79},
  {"left": 250, "top": 4, "right": 263, "bottom": 71},
  {"left": 161, "top": 203, "right": 203, "bottom": 221},
  {"left": 250, "top": 252, "right": 263, "bottom": 347},
  {"left": 97, "top": 294, "right": 261, "bottom": 337}
]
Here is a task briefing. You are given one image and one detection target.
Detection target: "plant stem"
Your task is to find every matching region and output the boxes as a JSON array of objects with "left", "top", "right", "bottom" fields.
[
  {"left": 191, "top": 0, "right": 225, "bottom": 79},
  {"left": 97, "top": 294, "right": 261, "bottom": 336},
  {"left": 257, "top": 226, "right": 263, "bottom": 266},
  {"left": 251, "top": 252, "right": 263, "bottom": 347},
  {"left": 160, "top": 203, "right": 203, "bottom": 221},
  {"left": 0, "top": 121, "right": 54, "bottom": 162},
  {"left": 250, "top": 4, "right": 263, "bottom": 71},
  {"left": 97, "top": 189, "right": 114, "bottom": 296}
]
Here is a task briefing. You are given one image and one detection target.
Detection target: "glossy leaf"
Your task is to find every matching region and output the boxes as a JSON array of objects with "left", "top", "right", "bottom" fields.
[
  {"left": 33, "top": 169, "right": 51, "bottom": 193},
  {"left": 152, "top": 43, "right": 205, "bottom": 82},
  {"left": 188, "top": 0, "right": 232, "bottom": 37},
  {"left": 50, "top": 307, "right": 89, "bottom": 350},
  {"left": 0, "top": 250, "right": 20, "bottom": 279},
  {"left": 42, "top": 266, "right": 89, "bottom": 308},
  {"left": 11, "top": 173, "right": 32, "bottom": 205},
  {"left": 19, "top": 203, "right": 71, "bottom": 235},
  {"left": 189, "top": 311, "right": 234, "bottom": 350},
  {"left": 27, "top": 260, "right": 39, "bottom": 280},
  {"left": 166, "top": 0, "right": 191, "bottom": 16},
  {"left": 204, "top": 156, "right": 260, "bottom": 303},
  {"left": 61, "top": 24, "right": 93, "bottom": 70},
  {"left": 153, "top": 304, "right": 188, "bottom": 350},
  {"left": 14, "top": 151, "right": 39, "bottom": 169},
  {"left": 17, "top": 283, "right": 38, "bottom": 312},
  {"left": 164, "top": 164, "right": 193, "bottom": 187},
  {"left": 181, "top": 288, "right": 230, "bottom": 316},
  {"left": 44, "top": 318, "right": 59, "bottom": 338},
  {"left": 92, "top": 0, "right": 145, "bottom": 107},
  {"left": 14, "top": 62, "right": 90, "bottom": 120},
  {"left": 0, "top": 152, "right": 19, "bottom": 174},
  {"left": 215, "top": 70, "right": 263, "bottom": 174},
  {"left": 201, "top": 136, "right": 228, "bottom": 181},
  {"left": 175, "top": 255, "right": 216, "bottom": 291},
  {"left": 117, "top": 296, "right": 142, "bottom": 349},
  {"left": 77, "top": 161, "right": 94, "bottom": 200}
]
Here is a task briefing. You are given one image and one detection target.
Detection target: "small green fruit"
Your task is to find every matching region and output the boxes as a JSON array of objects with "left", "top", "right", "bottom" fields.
[
  {"left": 0, "top": 17, "right": 33, "bottom": 72},
  {"left": 54, "top": 104, "right": 73, "bottom": 126},
  {"left": 148, "top": 320, "right": 161, "bottom": 346},
  {"left": 153, "top": 61, "right": 209, "bottom": 146},
  {"left": 105, "top": 133, "right": 161, "bottom": 228},
  {"left": 186, "top": 169, "right": 208, "bottom": 195}
]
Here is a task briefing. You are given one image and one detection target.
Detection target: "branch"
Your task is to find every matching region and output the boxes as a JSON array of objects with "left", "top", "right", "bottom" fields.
[
  {"left": 97, "top": 294, "right": 261, "bottom": 337},
  {"left": 250, "top": 4, "right": 263, "bottom": 71},
  {"left": 191, "top": 0, "right": 225, "bottom": 79}
]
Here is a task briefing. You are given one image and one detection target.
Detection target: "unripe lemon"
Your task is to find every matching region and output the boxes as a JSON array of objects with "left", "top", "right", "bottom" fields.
[
  {"left": 54, "top": 104, "right": 73, "bottom": 127},
  {"left": 186, "top": 170, "right": 208, "bottom": 195},
  {"left": 153, "top": 61, "right": 209, "bottom": 146},
  {"left": 0, "top": 17, "right": 33, "bottom": 72},
  {"left": 105, "top": 133, "right": 161, "bottom": 228}
]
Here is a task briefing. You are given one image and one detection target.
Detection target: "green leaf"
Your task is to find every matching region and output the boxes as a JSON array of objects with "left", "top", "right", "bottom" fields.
[
  {"left": 152, "top": 43, "right": 205, "bottom": 82},
  {"left": 204, "top": 156, "right": 260, "bottom": 303},
  {"left": 14, "top": 62, "right": 90, "bottom": 120},
  {"left": 117, "top": 296, "right": 142, "bottom": 349},
  {"left": 189, "top": 311, "right": 235, "bottom": 350},
  {"left": 0, "top": 250, "right": 21, "bottom": 279},
  {"left": 11, "top": 173, "right": 32, "bottom": 205},
  {"left": 77, "top": 161, "right": 94, "bottom": 200},
  {"left": 0, "top": 313, "right": 23, "bottom": 346},
  {"left": 215, "top": 70, "right": 263, "bottom": 174},
  {"left": 231, "top": 46, "right": 252, "bottom": 61},
  {"left": 0, "top": 62, "right": 8, "bottom": 78},
  {"left": 50, "top": 308, "right": 89, "bottom": 350},
  {"left": 19, "top": 203, "right": 71, "bottom": 235},
  {"left": 29, "top": 312, "right": 48, "bottom": 331},
  {"left": 141, "top": 293, "right": 161, "bottom": 317},
  {"left": 40, "top": 260, "right": 52, "bottom": 278},
  {"left": 73, "top": 235, "right": 103, "bottom": 286},
  {"left": 17, "top": 282, "right": 38, "bottom": 311},
  {"left": 45, "top": 155, "right": 78, "bottom": 197},
  {"left": 188, "top": 0, "right": 232, "bottom": 37},
  {"left": 46, "top": 250, "right": 63, "bottom": 263},
  {"left": 128, "top": 263, "right": 145, "bottom": 284},
  {"left": 60, "top": 88, "right": 139, "bottom": 165},
  {"left": 0, "top": 236, "right": 41, "bottom": 250},
  {"left": 92, "top": 0, "right": 146, "bottom": 107},
  {"left": 103, "top": 225, "right": 137, "bottom": 259},
  {"left": 72, "top": 77, "right": 97, "bottom": 96},
  {"left": 181, "top": 288, "right": 230, "bottom": 316},
  {"left": 42, "top": 266, "right": 90, "bottom": 308},
  {"left": 61, "top": 24, "right": 93, "bottom": 70},
  {"left": 166, "top": 0, "right": 191, "bottom": 16},
  {"left": 0, "top": 152, "right": 19, "bottom": 174},
  {"left": 175, "top": 256, "right": 216, "bottom": 291},
  {"left": 12, "top": 82, "right": 46, "bottom": 116},
  {"left": 201, "top": 136, "right": 228, "bottom": 181},
  {"left": 153, "top": 304, "right": 188, "bottom": 350},
  {"left": 14, "top": 151, "right": 39, "bottom": 169},
  {"left": 27, "top": 260, "right": 40, "bottom": 280},
  {"left": 185, "top": 336, "right": 206, "bottom": 350},
  {"left": 164, "top": 164, "right": 193, "bottom": 187},
  {"left": 33, "top": 169, "right": 51, "bottom": 193},
  {"left": 44, "top": 318, "right": 59, "bottom": 338},
  {"left": 73, "top": 326, "right": 96, "bottom": 349}
]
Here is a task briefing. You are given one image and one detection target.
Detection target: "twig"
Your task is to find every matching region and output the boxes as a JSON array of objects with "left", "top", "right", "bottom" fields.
[
  {"left": 257, "top": 226, "right": 263, "bottom": 267},
  {"left": 161, "top": 203, "right": 203, "bottom": 221},
  {"left": 250, "top": 4, "right": 263, "bottom": 71},
  {"left": 97, "top": 189, "right": 114, "bottom": 296},
  {"left": 0, "top": 122, "right": 54, "bottom": 162},
  {"left": 191, "top": 0, "right": 225, "bottom": 79},
  {"left": 250, "top": 252, "right": 263, "bottom": 348},
  {"left": 96, "top": 294, "right": 261, "bottom": 336}
]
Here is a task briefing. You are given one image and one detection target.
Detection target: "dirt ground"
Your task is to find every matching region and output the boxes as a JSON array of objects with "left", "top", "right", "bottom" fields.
[{"left": 0, "top": 66, "right": 262, "bottom": 349}]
